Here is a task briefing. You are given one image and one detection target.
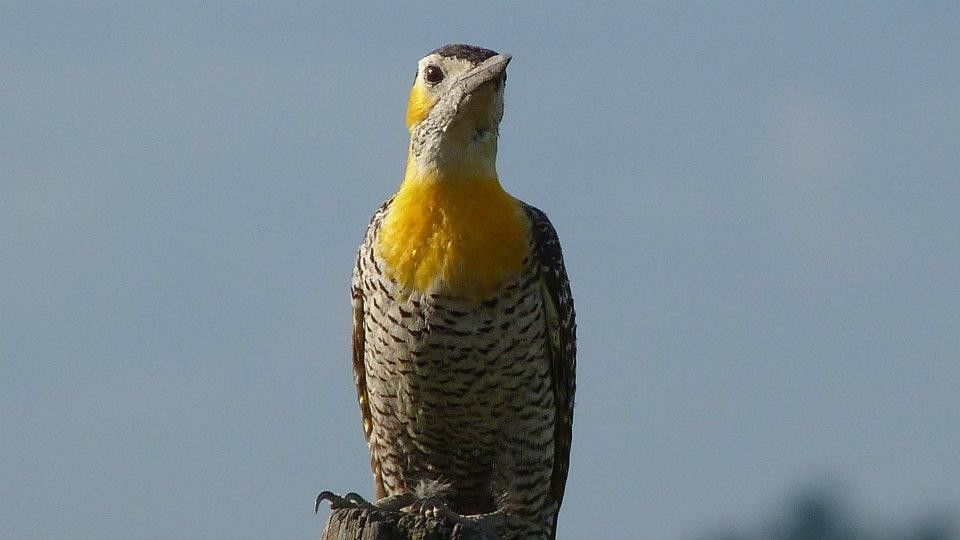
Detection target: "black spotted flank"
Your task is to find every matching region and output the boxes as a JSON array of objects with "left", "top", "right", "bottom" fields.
[{"left": 430, "top": 44, "right": 498, "bottom": 65}]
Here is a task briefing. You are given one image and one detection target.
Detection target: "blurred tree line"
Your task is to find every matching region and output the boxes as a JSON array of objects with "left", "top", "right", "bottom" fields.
[{"left": 702, "top": 486, "right": 956, "bottom": 540}]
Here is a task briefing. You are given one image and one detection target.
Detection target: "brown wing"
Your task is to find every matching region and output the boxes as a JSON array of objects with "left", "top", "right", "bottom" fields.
[
  {"left": 351, "top": 254, "right": 386, "bottom": 498},
  {"left": 523, "top": 204, "right": 577, "bottom": 539},
  {"left": 352, "top": 199, "right": 394, "bottom": 500}
]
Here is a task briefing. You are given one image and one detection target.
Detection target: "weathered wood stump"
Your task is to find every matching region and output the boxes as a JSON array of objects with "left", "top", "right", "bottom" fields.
[{"left": 320, "top": 507, "right": 500, "bottom": 540}]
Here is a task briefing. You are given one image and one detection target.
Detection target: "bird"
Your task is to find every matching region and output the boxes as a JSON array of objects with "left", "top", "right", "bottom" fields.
[{"left": 318, "top": 44, "right": 576, "bottom": 540}]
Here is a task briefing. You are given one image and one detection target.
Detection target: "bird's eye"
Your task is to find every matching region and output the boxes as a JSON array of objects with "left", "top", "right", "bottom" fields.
[{"left": 423, "top": 65, "right": 444, "bottom": 84}]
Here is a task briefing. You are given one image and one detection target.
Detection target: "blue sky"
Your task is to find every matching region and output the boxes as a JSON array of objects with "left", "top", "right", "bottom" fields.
[{"left": 2, "top": 2, "right": 958, "bottom": 539}]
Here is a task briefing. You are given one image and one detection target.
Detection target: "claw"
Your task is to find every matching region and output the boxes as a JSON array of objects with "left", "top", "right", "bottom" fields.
[
  {"left": 410, "top": 496, "right": 458, "bottom": 521},
  {"left": 316, "top": 490, "right": 342, "bottom": 512},
  {"left": 344, "top": 492, "right": 377, "bottom": 510},
  {"left": 315, "top": 490, "right": 378, "bottom": 513}
]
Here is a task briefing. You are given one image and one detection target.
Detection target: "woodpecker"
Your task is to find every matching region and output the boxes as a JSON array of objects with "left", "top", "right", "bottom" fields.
[{"left": 319, "top": 44, "right": 576, "bottom": 540}]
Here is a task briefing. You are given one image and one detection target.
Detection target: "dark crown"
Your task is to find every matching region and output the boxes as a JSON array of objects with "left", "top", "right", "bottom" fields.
[{"left": 430, "top": 44, "right": 499, "bottom": 65}]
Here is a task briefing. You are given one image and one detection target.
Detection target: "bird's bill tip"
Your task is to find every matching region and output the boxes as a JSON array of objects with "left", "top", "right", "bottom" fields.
[{"left": 456, "top": 54, "right": 511, "bottom": 96}]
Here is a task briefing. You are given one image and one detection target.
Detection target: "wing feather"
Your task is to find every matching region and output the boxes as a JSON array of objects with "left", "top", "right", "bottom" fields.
[
  {"left": 352, "top": 199, "right": 393, "bottom": 500},
  {"left": 523, "top": 204, "right": 576, "bottom": 538}
]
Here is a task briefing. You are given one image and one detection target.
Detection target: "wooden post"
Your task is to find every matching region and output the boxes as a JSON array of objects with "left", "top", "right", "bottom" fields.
[{"left": 320, "top": 507, "right": 500, "bottom": 540}]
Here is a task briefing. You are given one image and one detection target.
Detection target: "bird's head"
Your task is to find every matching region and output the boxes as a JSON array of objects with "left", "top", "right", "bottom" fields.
[{"left": 404, "top": 44, "right": 511, "bottom": 181}]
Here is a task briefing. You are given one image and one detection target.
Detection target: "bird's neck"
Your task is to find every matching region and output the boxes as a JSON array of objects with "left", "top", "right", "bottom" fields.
[
  {"left": 407, "top": 110, "right": 501, "bottom": 181},
  {"left": 375, "top": 151, "right": 528, "bottom": 303}
]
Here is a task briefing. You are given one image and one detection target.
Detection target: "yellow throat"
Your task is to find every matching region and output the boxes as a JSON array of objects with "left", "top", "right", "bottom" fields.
[{"left": 376, "top": 153, "right": 529, "bottom": 303}]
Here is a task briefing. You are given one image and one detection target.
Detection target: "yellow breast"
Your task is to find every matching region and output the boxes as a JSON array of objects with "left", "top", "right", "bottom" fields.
[{"left": 375, "top": 174, "right": 529, "bottom": 303}]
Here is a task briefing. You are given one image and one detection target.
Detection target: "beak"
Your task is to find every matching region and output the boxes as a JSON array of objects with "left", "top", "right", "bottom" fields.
[{"left": 453, "top": 54, "right": 511, "bottom": 98}]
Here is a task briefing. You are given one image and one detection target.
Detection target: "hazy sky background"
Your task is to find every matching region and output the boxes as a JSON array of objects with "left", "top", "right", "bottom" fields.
[{"left": 2, "top": 2, "right": 959, "bottom": 539}]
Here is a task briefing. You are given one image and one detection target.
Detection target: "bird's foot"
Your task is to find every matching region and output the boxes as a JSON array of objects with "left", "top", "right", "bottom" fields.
[
  {"left": 406, "top": 500, "right": 503, "bottom": 537},
  {"left": 315, "top": 491, "right": 416, "bottom": 513},
  {"left": 409, "top": 496, "right": 459, "bottom": 520},
  {"left": 315, "top": 491, "right": 376, "bottom": 512}
]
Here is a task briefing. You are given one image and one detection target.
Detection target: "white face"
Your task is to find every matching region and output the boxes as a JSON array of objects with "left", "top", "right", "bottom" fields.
[
  {"left": 415, "top": 54, "right": 480, "bottom": 96},
  {"left": 411, "top": 53, "right": 507, "bottom": 127},
  {"left": 407, "top": 52, "right": 509, "bottom": 179}
]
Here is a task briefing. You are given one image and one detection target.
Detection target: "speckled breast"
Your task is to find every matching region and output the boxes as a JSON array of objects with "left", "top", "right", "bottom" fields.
[{"left": 354, "top": 204, "right": 554, "bottom": 511}]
